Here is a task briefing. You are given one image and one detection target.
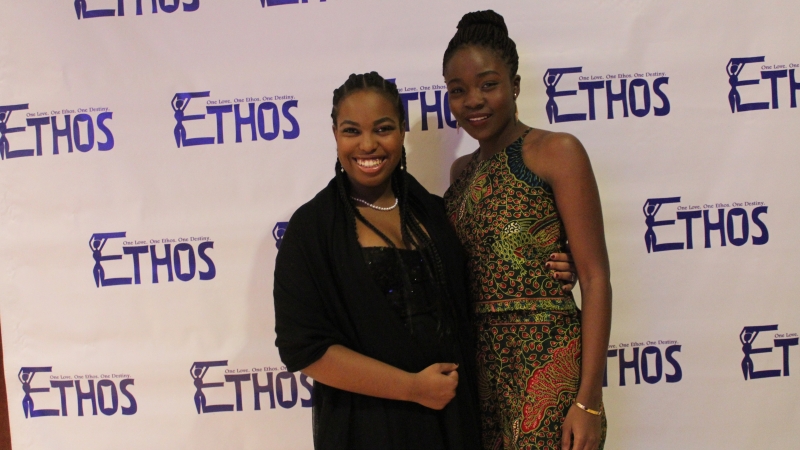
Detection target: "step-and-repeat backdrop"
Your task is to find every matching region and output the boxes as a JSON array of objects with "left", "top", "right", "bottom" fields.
[{"left": 1, "top": 1, "right": 798, "bottom": 448}]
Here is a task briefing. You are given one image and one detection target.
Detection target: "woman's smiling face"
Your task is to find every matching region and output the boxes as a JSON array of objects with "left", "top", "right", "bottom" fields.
[
  {"left": 444, "top": 45, "right": 519, "bottom": 143},
  {"left": 334, "top": 89, "right": 405, "bottom": 197}
]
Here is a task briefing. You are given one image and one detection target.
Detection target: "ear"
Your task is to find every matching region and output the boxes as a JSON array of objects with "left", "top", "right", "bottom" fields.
[
  {"left": 332, "top": 124, "right": 337, "bottom": 138},
  {"left": 513, "top": 74, "right": 522, "bottom": 99}
]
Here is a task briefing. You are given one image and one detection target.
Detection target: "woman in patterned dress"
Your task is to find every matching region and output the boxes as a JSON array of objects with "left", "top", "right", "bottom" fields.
[{"left": 442, "top": 11, "right": 612, "bottom": 450}]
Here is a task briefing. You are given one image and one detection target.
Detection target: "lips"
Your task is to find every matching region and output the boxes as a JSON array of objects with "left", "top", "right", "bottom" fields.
[
  {"left": 354, "top": 157, "right": 386, "bottom": 172},
  {"left": 465, "top": 113, "right": 492, "bottom": 126}
]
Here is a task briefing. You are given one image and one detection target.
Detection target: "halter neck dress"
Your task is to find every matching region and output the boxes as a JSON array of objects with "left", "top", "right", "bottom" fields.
[{"left": 443, "top": 130, "right": 606, "bottom": 449}]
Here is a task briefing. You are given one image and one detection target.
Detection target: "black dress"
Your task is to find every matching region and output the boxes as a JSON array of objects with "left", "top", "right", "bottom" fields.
[
  {"left": 361, "top": 247, "right": 440, "bottom": 337},
  {"left": 273, "top": 176, "right": 481, "bottom": 450}
]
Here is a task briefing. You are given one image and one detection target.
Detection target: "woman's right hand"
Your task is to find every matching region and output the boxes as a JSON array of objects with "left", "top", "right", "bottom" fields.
[
  {"left": 301, "top": 346, "right": 460, "bottom": 408},
  {"left": 409, "top": 363, "right": 459, "bottom": 410},
  {"left": 547, "top": 251, "right": 578, "bottom": 291}
]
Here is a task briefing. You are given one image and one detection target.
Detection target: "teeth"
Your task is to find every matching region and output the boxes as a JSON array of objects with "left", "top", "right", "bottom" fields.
[
  {"left": 355, "top": 158, "right": 384, "bottom": 168},
  {"left": 468, "top": 116, "right": 489, "bottom": 122}
]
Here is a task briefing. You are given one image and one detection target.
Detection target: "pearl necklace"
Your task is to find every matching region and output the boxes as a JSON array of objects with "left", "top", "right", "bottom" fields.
[{"left": 350, "top": 196, "right": 399, "bottom": 211}]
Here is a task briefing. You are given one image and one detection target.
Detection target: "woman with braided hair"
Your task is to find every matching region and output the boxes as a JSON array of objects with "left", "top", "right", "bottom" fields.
[
  {"left": 273, "top": 71, "right": 482, "bottom": 449},
  {"left": 442, "top": 10, "right": 611, "bottom": 450}
]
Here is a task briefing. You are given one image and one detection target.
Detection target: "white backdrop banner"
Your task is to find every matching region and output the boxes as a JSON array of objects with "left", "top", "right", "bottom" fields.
[{"left": 1, "top": 1, "right": 798, "bottom": 448}]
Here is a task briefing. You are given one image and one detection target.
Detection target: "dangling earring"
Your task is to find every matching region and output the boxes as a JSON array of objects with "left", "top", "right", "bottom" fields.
[
  {"left": 514, "top": 92, "right": 519, "bottom": 123},
  {"left": 456, "top": 120, "right": 461, "bottom": 133}
]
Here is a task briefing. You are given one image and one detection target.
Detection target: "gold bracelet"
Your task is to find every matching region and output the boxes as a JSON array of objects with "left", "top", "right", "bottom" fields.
[{"left": 574, "top": 402, "right": 602, "bottom": 416}]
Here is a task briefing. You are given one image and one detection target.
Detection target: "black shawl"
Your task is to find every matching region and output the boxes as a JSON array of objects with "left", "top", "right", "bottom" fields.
[{"left": 274, "top": 175, "right": 480, "bottom": 450}]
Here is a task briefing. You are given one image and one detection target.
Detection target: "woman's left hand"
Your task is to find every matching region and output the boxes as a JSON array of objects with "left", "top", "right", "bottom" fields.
[{"left": 560, "top": 404, "right": 602, "bottom": 450}]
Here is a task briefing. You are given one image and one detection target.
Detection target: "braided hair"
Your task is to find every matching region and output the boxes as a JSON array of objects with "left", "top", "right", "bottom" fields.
[
  {"left": 442, "top": 10, "right": 519, "bottom": 79},
  {"left": 331, "top": 72, "right": 455, "bottom": 336}
]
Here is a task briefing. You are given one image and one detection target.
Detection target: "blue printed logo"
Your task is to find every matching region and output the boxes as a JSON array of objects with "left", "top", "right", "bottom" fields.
[
  {"left": 740, "top": 325, "right": 798, "bottom": 380},
  {"left": 171, "top": 91, "right": 299, "bottom": 148},
  {"left": 604, "top": 340, "right": 682, "bottom": 387},
  {"left": 273, "top": 222, "right": 288, "bottom": 249},
  {"left": 75, "top": 0, "right": 200, "bottom": 19},
  {"left": 543, "top": 67, "right": 670, "bottom": 123},
  {"left": 643, "top": 197, "right": 768, "bottom": 253},
  {"left": 191, "top": 361, "right": 312, "bottom": 413},
  {"left": 727, "top": 57, "right": 800, "bottom": 113},
  {"left": 261, "top": 0, "right": 325, "bottom": 7},
  {"left": 20, "top": 367, "right": 136, "bottom": 418},
  {"left": 90, "top": 232, "right": 216, "bottom": 287},
  {"left": 0, "top": 104, "right": 113, "bottom": 161},
  {"left": 390, "top": 79, "right": 457, "bottom": 132}
]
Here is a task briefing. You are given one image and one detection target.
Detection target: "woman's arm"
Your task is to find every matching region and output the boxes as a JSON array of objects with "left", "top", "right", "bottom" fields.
[
  {"left": 302, "top": 344, "right": 459, "bottom": 410},
  {"left": 525, "top": 132, "right": 611, "bottom": 450}
]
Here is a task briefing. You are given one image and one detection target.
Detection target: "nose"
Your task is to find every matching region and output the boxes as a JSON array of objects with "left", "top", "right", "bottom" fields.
[
  {"left": 464, "top": 87, "right": 484, "bottom": 109},
  {"left": 358, "top": 132, "right": 377, "bottom": 152}
]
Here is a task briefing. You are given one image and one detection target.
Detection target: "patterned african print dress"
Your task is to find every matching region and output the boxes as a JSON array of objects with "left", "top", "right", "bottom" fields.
[{"left": 443, "top": 131, "right": 606, "bottom": 450}]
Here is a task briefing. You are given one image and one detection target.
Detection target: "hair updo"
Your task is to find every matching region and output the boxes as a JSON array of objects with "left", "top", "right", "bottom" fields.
[{"left": 442, "top": 10, "right": 519, "bottom": 79}]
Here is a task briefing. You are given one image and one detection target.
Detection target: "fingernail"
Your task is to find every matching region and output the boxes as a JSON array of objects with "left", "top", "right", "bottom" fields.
[
  {"left": 550, "top": 254, "right": 556, "bottom": 259},
  {"left": 553, "top": 273, "right": 558, "bottom": 279},
  {"left": 545, "top": 263, "right": 551, "bottom": 268}
]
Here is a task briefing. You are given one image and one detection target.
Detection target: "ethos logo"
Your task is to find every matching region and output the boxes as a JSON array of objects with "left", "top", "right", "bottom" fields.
[
  {"left": 543, "top": 67, "right": 670, "bottom": 123},
  {"left": 604, "top": 340, "right": 682, "bottom": 387},
  {"left": 191, "top": 361, "right": 312, "bottom": 413},
  {"left": 90, "top": 232, "right": 215, "bottom": 287},
  {"left": 727, "top": 57, "right": 800, "bottom": 113},
  {"left": 261, "top": 0, "right": 325, "bottom": 6},
  {"left": 172, "top": 91, "right": 299, "bottom": 148},
  {"left": 643, "top": 197, "right": 768, "bottom": 253},
  {"left": 0, "top": 104, "right": 113, "bottom": 161},
  {"left": 75, "top": 0, "right": 199, "bottom": 19},
  {"left": 741, "top": 325, "right": 798, "bottom": 380},
  {"left": 19, "top": 367, "right": 136, "bottom": 418},
  {"left": 390, "top": 79, "right": 457, "bottom": 132},
  {"left": 273, "top": 222, "right": 288, "bottom": 249}
]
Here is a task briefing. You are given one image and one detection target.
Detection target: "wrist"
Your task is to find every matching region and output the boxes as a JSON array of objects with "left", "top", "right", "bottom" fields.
[
  {"left": 575, "top": 390, "right": 602, "bottom": 410},
  {"left": 402, "top": 371, "right": 418, "bottom": 403},
  {"left": 574, "top": 401, "right": 603, "bottom": 416}
]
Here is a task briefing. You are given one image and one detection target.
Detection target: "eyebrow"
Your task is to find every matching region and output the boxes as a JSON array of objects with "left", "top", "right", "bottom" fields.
[
  {"left": 373, "top": 117, "right": 395, "bottom": 126},
  {"left": 446, "top": 70, "right": 501, "bottom": 85},
  {"left": 339, "top": 117, "right": 396, "bottom": 128},
  {"left": 477, "top": 70, "right": 501, "bottom": 78}
]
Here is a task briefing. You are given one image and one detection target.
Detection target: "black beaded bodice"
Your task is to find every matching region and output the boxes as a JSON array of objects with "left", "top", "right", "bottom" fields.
[{"left": 361, "top": 247, "right": 439, "bottom": 333}]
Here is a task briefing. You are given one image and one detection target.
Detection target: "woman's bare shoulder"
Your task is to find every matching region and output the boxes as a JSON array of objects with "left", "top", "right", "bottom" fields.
[
  {"left": 522, "top": 129, "right": 590, "bottom": 183},
  {"left": 524, "top": 129, "right": 585, "bottom": 159}
]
